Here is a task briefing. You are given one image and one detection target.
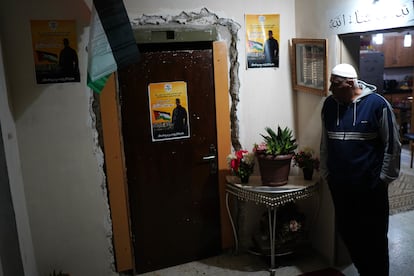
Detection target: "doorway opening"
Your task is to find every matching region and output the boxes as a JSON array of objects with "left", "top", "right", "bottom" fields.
[
  {"left": 341, "top": 27, "right": 414, "bottom": 143},
  {"left": 97, "top": 40, "right": 233, "bottom": 273}
]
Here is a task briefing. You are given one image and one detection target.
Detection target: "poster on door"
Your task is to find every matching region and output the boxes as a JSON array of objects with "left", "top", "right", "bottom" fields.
[
  {"left": 30, "top": 20, "right": 80, "bottom": 84},
  {"left": 148, "top": 81, "right": 190, "bottom": 142},
  {"left": 245, "top": 14, "right": 280, "bottom": 69}
]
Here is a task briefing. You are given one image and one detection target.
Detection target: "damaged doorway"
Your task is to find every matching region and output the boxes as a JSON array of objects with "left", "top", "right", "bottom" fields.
[
  {"left": 118, "top": 40, "right": 221, "bottom": 273},
  {"left": 99, "top": 9, "right": 240, "bottom": 272}
]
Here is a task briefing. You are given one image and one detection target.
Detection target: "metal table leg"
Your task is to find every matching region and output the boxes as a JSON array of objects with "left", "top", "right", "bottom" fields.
[
  {"left": 268, "top": 206, "right": 277, "bottom": 276},
  {"left": 227, "top": 193, "right": 278, "bottom": 275},
  {"left": 225, "top": 192, "right": 239, "bottom": 253}
]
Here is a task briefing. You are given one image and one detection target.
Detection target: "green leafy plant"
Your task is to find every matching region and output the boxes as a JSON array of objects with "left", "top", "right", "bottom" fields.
[{"left": 256, "top": 126, "right": 298, "bottom": 156}]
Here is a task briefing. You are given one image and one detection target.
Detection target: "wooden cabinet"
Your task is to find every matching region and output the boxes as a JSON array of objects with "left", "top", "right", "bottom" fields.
[
  {"left": 395, "top": 36, "right": 414, "bottom": 68},
  {"left": 383, "top": 92, "right": 412, "bottom": 141},
  {"left": 374, "top": 36, "right": 414, "bottom": 68}
]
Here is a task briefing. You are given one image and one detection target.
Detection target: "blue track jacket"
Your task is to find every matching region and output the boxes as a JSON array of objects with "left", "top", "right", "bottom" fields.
[{"left": 320, "top": 80, "right": 401, "bottom": 188}]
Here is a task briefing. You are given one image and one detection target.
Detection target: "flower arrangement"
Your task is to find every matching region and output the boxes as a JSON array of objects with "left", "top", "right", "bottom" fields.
[
  {"left": 253, "top": 202, "right": 306, "bottom": 254},
  {"left": 275, "top": 203, "right": 305, "bottom": 250},
  {"left": 227, "top": 150, "right": 255, "bottom": 183},
  {"left": 293, "top": 147, "right": 320, "bottom": 171}
]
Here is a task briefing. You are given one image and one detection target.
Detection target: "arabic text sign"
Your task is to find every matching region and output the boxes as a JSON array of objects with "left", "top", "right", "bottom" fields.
[{"left": 327, "top": 0, "right": 414, "bottom": 34}]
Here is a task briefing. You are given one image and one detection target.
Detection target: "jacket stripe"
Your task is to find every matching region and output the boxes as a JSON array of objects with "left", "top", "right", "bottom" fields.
[{"left": 327, "top": 131, "right": 378, "bottom": 140}]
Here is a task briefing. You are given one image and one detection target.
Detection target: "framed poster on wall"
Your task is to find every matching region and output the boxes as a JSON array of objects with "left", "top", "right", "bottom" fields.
[
  {"left": 30, "top": 20, "right": 80, "bottom": 84},
  {"left": 148, "top": 81, "right": 190, "bottom": 142},
  {"left": 291, "top": 38, "right": 328, "bottom": 96},
  {"left": 245, "top": 14, "right": 280, "bottom": 69}
]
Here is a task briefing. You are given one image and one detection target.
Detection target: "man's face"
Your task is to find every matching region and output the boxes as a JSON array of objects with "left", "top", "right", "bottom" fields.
[{"left": 329, "top": 75, "right": 354, "bottom": 104}]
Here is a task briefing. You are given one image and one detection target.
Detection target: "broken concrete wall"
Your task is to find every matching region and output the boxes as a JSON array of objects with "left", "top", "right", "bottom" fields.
[{"left": 132, "top": 8, "right": 243, "bottom": 149}]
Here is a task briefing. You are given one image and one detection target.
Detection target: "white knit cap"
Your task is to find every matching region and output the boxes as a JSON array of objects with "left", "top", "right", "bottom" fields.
[{"left": 331, "top": 63, "right": 358, "bottom": 78}]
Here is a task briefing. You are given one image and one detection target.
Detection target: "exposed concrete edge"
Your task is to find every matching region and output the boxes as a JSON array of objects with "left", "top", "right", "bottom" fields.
[
  {"left": 131, "top": 7, "right": 242, "bottom": 150},
  {"left": 88, "top": 90, "right": 117, "bottom": 274}
]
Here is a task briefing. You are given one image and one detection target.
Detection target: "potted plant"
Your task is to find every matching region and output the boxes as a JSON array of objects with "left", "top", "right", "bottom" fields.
[
  {"left": 254, "top": 126, "right": 298, "bottom": 186},
  {"left": 293, "top": 147, "right": 319, "bottom": 180}
]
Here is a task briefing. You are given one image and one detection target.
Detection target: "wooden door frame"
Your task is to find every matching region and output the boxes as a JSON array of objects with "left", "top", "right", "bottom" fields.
[{"left": 99, "top": 41, "right": 232, "bottom": 272}]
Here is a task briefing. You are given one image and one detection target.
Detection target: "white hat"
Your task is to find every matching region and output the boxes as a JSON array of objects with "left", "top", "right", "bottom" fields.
[{"left": 331, "top": 63, "right": 358, "bottom": 78}]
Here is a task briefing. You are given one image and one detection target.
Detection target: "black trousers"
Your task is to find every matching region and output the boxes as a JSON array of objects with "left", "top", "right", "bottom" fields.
[{"left": 329, "top": 180, "right": 389, "bottom": 276}]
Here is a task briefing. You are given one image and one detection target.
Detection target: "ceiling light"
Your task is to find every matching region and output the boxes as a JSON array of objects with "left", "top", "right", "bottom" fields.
[
  {"left": 373, "top": 33, "right": 383, "bottom": 45},
  {"left": 404, "top": 33, "right": 412, "bottom": 47}
]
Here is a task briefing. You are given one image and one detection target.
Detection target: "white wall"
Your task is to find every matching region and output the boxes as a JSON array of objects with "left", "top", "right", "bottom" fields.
[
  {"left": 0, "top": 39, "right": 38, "bottom": 276},
  {"left": 0, "top": 0, "right": 116, "bottom": 275},
  {"left": 294, "top": 0, "right": 339, "bottom": 265}
]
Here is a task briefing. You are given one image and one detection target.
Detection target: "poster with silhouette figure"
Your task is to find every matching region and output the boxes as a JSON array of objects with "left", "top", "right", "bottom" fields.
[
  {"left": 148, "top": 81, "right": 190, "bottom": 142},
  {"left": 245, "top": 14, "right": 280, "bottom": 69},
  {"left": 31, "top": 20, "right": 80, "bottom": 83}
]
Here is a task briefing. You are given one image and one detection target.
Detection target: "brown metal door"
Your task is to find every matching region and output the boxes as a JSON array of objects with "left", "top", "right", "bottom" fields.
[{"left": 118, "top": 43, "right": 221, "bottom": 273}]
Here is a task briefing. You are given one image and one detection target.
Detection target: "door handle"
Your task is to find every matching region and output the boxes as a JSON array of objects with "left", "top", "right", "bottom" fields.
[
  {"left": 202, "top": 144, "right": 217, "bottom": 174},
  {"left": 202, "top": 155, "right": 216, "bottom": 161}
]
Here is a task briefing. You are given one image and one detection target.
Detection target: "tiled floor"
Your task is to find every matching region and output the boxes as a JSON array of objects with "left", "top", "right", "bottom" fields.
[
  {"left": 139, "top": 145, "right": 414, "bottom": 276},
  {"left": 138, "top": 208, "right": 414, "bottom": 276}
]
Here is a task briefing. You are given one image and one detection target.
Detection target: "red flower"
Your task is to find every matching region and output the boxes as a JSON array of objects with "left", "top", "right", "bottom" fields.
[{"left": 227, "top": 149, "right": 255, "bottom": 178}]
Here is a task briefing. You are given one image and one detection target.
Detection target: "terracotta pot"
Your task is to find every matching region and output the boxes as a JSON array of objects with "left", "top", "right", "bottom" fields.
[{"left": 256, "top": 153, "right": 293, "bottom": 186}]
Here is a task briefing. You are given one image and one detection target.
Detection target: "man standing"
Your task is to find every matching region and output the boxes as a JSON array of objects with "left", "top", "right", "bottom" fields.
[
  {"left": 263, "top": 30, "right": 279, "bottom": 66},
  {"left": 320, "top": 63, "right": 401, "bottom": 275},
  {"left": 59, "top": 38, "right": 80, "bottom": 81},
  {"left": 172, "top": 98, "right": 188, "bottom": 134}
]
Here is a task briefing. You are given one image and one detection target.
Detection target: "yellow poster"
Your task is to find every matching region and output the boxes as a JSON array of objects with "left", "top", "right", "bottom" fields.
[
  {"left": 31, "top": 20, "right": 80, "bottom": 83},
  {"left": 148, "top": 81, "right": 190, "bottom": 141},
  {"left": 245, "top": 14, "right": 280, "bottom": 68}
]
